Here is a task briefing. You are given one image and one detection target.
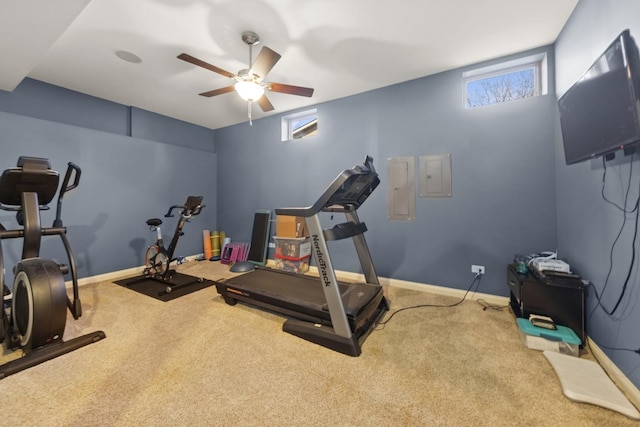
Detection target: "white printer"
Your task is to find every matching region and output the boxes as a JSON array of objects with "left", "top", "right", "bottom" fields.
[{"left": 528, "top": 252, "right": 571, "bottom": 274}]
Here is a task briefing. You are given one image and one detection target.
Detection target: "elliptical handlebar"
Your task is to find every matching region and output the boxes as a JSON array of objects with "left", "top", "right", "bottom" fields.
[
  {"left": 60, "top": 162, "right": 81, "bottom": 195},
  {"left": 53, "top": 162, "right": 81, "bottom": 228}
]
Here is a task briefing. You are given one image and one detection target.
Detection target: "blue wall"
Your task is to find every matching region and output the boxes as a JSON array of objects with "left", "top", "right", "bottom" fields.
[
  {"left": 0, "top": 79, "right": 217, "bottom": 283},
  {"left": 214, "top": 45, "right": 558, "bottom": 298},
  {"left": 555, "top": 0, "right": 640, "bottom": 391}
]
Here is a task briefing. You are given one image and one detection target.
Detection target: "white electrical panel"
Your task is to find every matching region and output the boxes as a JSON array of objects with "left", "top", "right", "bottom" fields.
[{"left": 419, "top": 153, "right": 452, "bottom": 198}]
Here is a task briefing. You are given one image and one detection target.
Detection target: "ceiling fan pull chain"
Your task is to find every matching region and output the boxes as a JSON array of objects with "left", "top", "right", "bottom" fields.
[{"left": 248, "top": 102, "right": 253, "bottom": 126}]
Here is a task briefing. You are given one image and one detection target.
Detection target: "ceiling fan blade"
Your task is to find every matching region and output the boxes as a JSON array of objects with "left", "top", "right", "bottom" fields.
[
  {"left": 256, "top": 95, "right": 275, "bottom": 112},
  {"left": 268, "top": 82, "right": 314, "bottom": 97},
  {"left": 177, "top": 53, "right": 236, "bottom": 79},
  {"left": 250, "top": 47, "right": 281, "bottom": 79},
  {"left": 199, "top": 86, "right": 235, "bottom": 97}
]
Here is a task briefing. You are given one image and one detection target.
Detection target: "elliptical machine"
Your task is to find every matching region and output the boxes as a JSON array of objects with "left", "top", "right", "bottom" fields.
[
  {"left": 142, "top": 196, "right": 205, "bottom": 294},
  {"left": 0, "top": 156, "right": 106, "bottom": 379}
]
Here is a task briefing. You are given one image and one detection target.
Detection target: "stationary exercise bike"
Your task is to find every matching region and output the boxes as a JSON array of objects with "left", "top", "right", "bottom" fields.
[
  {"left": 142, "top": 196, "right": 204, "bottom": 294},
  {"left": 0, "top": 156, "right": 106, "bottom": 379}
]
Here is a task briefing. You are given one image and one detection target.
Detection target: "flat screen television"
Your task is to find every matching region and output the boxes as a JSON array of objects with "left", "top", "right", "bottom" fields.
[{"left": 558, "top": 30, "right": 640, "bottom": 165}]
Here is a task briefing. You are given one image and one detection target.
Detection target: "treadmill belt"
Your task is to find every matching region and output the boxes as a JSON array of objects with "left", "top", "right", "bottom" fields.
[{"left": 223, "top": 267, "right": 379, "bottom": 317}]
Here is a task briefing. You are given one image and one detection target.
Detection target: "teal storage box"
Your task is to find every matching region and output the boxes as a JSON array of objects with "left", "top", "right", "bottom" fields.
[{"left": 516, "top": 318, "right": 581, "bottom": 356}]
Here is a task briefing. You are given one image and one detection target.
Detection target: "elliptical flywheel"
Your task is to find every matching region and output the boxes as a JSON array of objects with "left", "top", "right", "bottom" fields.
[{"left": 12, "top": 258, "right": 68, "bottom": 351}]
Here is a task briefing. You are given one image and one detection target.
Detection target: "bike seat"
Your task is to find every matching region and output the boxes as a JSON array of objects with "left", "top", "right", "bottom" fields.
[{"left": 146, "top": 218, "right": 162, "bottom": 227}]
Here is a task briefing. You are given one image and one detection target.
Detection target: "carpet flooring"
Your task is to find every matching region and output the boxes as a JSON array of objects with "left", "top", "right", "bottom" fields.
[{"left": 0, "top": 260, "right": 637, "bottom": 425}]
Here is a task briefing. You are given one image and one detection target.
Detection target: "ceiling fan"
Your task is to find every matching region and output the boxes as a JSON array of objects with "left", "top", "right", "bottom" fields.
[{"left": 178, "top": 31, "right": 314, "bottom": 124}]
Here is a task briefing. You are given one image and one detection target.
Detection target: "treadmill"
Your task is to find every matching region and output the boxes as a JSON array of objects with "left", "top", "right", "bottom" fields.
[{"left": 215, "top": 156, "right": 389, "bottom": 356}]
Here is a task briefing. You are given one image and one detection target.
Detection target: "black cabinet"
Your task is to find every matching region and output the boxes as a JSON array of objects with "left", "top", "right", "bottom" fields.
[{"left": 507, "top": 264, "right": 586, "bottom": 346}]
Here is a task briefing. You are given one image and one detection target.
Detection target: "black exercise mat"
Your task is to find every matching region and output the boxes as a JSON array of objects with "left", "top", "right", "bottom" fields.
[{"left": 114, "top": 272, "right": 216, "bottom": 302}]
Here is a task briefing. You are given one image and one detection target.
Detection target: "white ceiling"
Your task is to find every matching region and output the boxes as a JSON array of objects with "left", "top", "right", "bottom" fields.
[{"left": 1, "top": 0, "right": 579, "bottom": 130}]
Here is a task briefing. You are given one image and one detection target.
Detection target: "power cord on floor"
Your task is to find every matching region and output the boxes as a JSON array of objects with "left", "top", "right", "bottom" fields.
[
  {"left": 376, "top": 272, "right": 483, "bottom": 330},
  {"left": 476, "top": 298, "right": 508, "bottom": 311}
]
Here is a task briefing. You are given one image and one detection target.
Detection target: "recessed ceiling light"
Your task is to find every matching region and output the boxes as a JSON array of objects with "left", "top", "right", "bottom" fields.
[{"left": 115, "top": 50, "right": 142, "bottom": 64}]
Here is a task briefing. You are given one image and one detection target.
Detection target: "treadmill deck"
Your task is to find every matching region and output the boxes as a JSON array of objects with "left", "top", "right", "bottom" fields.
[{"left": 217, "top": 267, "right": 384, "bottom": 330}]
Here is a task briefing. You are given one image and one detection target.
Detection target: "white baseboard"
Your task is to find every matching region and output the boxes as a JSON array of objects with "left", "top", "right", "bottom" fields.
[
  {"left": 72, "top": 258, "right": 508, "bottom": 307},
  {"left": 73, "top": 266, "right": 142, "bottom": 287},
  {"left": 304, "top": 265, "right": 509, "bottom": 306},
  {"left": 589, "top": 338, "right": 640, "bottom": 410},
  {"left": 382, "top": 275, "right": 509, "bottom": 306}
]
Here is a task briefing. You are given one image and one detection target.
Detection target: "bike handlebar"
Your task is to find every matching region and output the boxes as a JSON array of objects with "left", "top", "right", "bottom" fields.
[
  {"left": 164, "top": 204, "right": 184, "bottom": 218},
  {"left": 190, "top": 204, "right": 204, "bottom": 216},
  {"left": 164, "top": 200, "right": 205, "bottom": 219}
]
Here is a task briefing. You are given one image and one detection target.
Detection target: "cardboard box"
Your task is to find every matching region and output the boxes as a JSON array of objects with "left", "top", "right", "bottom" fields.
[{"left": 276, "top": 215, "right": 308, "bottom": 238}]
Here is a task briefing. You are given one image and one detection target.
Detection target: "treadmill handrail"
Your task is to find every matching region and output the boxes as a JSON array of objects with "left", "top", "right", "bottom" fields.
[
  {"left": 275, "top": 170, "right": 354, "bottom": 217},
  {"left": 323, "top": 221, "right": 367, "bottom": 241}
]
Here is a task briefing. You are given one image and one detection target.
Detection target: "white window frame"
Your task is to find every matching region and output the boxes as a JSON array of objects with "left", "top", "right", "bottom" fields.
[
  {"left": 463, "top": 52, "right": 548, "bottom": 109},
  {"left": 281, "top": 109, "right": 317, "bottom": 141}
]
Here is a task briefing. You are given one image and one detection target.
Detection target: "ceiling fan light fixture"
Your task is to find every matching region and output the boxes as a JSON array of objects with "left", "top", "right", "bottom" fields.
[
  {"left": 235, "top": 80, "right": 264, "bottom": 102},
  {"left": 178, "top": 30, "right": 313, "bottom": 126}
]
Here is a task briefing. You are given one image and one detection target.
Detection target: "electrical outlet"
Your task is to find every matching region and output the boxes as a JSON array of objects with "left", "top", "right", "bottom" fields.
[{"left": 471, "top": 265, "right": 485, "bottom": 275}]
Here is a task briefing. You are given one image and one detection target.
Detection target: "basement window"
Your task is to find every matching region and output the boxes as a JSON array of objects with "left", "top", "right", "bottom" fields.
[
  {"left": 463, "top": 52, "right": 547, "bottom": 108},
  {"left": 282, "top": 109, "right": 318, "bottom": 141}
]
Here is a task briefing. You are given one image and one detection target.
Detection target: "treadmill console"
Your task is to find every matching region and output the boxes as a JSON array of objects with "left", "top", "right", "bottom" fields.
[
  {"left": 322, "top": 155, "right": 379, "bottom": 213},
  {"left": 276, "top": 155, "right": 379, "bottom": 217}
]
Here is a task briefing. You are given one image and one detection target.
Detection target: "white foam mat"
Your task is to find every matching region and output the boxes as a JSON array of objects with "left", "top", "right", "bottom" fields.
[{"left": 543, "top": 351, "right": 640, "bottom": 420}]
